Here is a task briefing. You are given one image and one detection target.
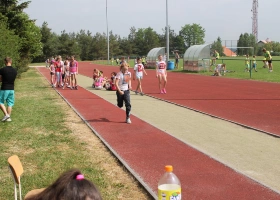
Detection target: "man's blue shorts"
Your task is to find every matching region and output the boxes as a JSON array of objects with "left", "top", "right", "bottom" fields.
[{"left": 0, "top": 90, "right": 15, "bottom": 106}]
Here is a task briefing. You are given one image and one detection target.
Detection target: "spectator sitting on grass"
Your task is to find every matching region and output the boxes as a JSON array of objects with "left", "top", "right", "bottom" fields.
[
  {"left": 25, "top": 169, "right": 102, "bottom": 200},
  {"left": 213, "top": 63, "right": 226, "bottom": 76}
]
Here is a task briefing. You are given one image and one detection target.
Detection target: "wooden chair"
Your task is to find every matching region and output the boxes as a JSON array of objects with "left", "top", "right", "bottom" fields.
[
  {"left": 8, "top": 155, "right": 24, "bottom": 200},
  {"left": 8, "top": 155, "right": 45, "bottom": 200}
]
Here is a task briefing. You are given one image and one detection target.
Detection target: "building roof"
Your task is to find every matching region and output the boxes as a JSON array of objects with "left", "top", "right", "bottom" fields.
[{"left": 223, "top": 46, "right": 236, "bottom": 57}]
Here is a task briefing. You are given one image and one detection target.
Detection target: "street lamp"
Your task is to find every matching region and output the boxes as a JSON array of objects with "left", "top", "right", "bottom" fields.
[
  {"left": 166, "top": 0, "right": 169, "bottom": 62},
  {"left": 106, "top": 0, "right": 109, "bottom": 64}
]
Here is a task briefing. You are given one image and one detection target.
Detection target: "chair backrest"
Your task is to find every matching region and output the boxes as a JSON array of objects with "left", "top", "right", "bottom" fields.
[{"left": 8, "top": 155, "right": 23, "bottom": 184}]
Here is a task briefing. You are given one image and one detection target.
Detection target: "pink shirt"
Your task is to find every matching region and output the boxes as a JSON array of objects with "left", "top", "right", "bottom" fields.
[
  {"left": 95, "top": 77, "right": 104, "bottom": 87},
  {"left": 50, "top": 65, "right": 55, "bottom": 73},
  {"left": 69, "top": 61, "right": 78, "bottom": 73}
]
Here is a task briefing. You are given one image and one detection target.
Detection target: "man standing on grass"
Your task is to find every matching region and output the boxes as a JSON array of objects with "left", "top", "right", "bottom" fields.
[
  {"left": 262, "top": 48, "right": 273, "bottom": 72},
  {"left": 0, "top": 57, "right": 17, "bottom": 122}
]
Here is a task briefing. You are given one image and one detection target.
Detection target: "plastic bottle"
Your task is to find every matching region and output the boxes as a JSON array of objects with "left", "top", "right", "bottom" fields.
[{"left": 158, "top": 165, "right": 181, "bottom": 200}]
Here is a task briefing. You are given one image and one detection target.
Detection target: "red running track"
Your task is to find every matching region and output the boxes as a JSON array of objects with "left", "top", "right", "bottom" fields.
[
  {"left": 78, "top": 63, "right": 280, "bottom": 137},
  {"left": 38, "top": 67, "right": 280, "bottom": 199}
]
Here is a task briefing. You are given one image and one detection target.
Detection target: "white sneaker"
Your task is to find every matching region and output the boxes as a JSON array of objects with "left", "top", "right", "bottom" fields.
[
  {"left": 126, "top": 118, "right": 131, "bottom": 124},
  {"left": 6, "top": 118, "right": 12, "bottom": 122},
  {"left": 1, "top": 115, "right": 10, "bottom": 122}
]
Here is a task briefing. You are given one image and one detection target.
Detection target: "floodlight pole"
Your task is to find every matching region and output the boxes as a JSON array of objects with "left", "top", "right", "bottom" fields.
[
  {"left": 166, "top": 0, "right": 169, "bottom": 62},
  {"left": 106, "top": 0, "right": 109, "bottom": 64}
]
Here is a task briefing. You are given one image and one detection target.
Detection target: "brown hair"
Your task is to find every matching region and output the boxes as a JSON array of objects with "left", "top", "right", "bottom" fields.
[
  {"left": 25, "top": 169, "right": 102, "bottom": 200},
  {"left": 4, "top": 57, "right": 12, "bottom": 64},
  {"left": 120, "top": 62, "right": 128, "bottom": 70}
]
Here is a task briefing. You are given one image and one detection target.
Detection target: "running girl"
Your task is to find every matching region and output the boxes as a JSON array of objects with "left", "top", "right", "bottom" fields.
[
  {"left": 133, "top": 57, "right": 147, "bottom": 95},
  {"left": 69, "top": 56, "right": 78, "bottom": 89},
  {"left": 156, "top": 55, "right": 167, "bottom": 94},
  {"left": 115, "top": 62, "right": 132, "bottom": 124}
]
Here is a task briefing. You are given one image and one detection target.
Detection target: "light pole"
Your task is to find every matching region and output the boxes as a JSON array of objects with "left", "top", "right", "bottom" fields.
[
  {"left": 106, "top": 0, "right": 109, "bottom": 64},
  {"left": 166, "top": 0, "right": 169, "bottom": 62}
]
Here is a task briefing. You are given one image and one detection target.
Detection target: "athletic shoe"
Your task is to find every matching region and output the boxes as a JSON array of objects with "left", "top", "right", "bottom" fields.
[
  {"left": 135, "top": 91, "right": 138, "bottom": 95},
  {"left": 163, "top": 88, "right": 166, "bottom": 94},
  {"left": 6, "top": 118, "right": 12, "bottom": 122},
  {"left": 67, "top": 85, "right": 71, "bottom": 88},
  {"left": 126, "top": 118, "right": 131, "bottom": 124},
  {"left": 1, "top": 115, "right": 10, "bottom": 122},
  {"left": 75, "top": 86, "right": 78, "bottom": 90},
  {"left": 140, "top": 92, "right": 144, "bottom": 96},
  {"left": 70, "top": 87, "right": 73, "bottom": 90},
  {"left": 160, "top": 90, "right": 164, "bottom": 94}
]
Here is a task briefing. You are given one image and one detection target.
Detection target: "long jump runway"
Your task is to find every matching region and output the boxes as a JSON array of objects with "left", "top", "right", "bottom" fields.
[
  {"left": 78, "top": 63, "right": 280, "bottom": 137},
  {"left": 37, "top": 66, "right": 280, "bottom": 199}
]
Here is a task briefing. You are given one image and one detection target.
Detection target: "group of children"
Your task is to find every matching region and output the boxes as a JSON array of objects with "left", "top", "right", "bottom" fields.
[
  {"left": 244, "top": 55, "right": 258, "bottom": 72},
  {"left": 113, "top": 54, "right": 167, "bottom": 124},
  {"left": 244, "top": 50, "right": 273, "bottom": 73},
  {"left": 48, "top": 55, "right": 79, "bottom": 90},
  {"left": 212, "top": 48, "right": 273, "bottom": 76},
  {"left": 92, "top": 69, "right": 117, "bottom": 91}
]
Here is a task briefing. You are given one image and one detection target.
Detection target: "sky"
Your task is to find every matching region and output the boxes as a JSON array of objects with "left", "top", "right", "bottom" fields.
[{"left": 25, "top": 0, "right": 279, "bottom": 45}]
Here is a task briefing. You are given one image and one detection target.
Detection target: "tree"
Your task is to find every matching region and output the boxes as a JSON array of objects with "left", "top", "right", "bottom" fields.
[
  {"left": 76, "top": 30, "right": 94, "bottom": 60},
  {"left": 237, "top": 34, "right": 245, "bottom": 55},
  {"left": 0, "top": 0, "right": 42, "bottom": 74},
  {"left": 134, "top": 27, "right": 160, "bottom": 56},
  {"left": 179, "top": 23, "right": 205, "bottom": 48},
  {"left": 57, "top": 31, "right": 80, "bottom": 59},
  {"left": 92, "top": 32, "right": 107, "bottom": 59},
  {"left": 0, "top": 17, "right": 20, "bottom": 68},
  {"left": 109, "top": 31, "right": 121, "bottom": 58},
  {"left": 159, "top": 26, "right": 184, "bottom": 56},
  {"left": 237, "top": 33, "right": 256, "bottom": 56},
  {"left": 211, "top": 37, "right": 224, "bottom": 56}
]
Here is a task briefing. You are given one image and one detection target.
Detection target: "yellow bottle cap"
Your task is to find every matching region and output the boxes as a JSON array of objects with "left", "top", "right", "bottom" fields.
[{"left": 165, "top": 165, "right": 173, "bottom": 172}]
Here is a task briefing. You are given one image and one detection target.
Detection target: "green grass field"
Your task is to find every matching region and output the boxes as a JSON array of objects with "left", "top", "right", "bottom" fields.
[
  {"left": 0, "top": 68, "right": 151, "bottom": 199},
  {"left": 93, "top": 56, "right": 280, "bottom": 83}
]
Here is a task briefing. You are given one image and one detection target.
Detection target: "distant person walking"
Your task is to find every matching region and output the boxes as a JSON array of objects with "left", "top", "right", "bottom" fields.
[
  {"left": 69, "top": 56, "right": 79, "bottom": 89},
  {"left": 252, "top": 55, "right": 257, "bottom": 72},
  {"left": 0, "top": 57, "right": 17, "bottom": 122},
  {"left": 133, "top": 57, "right": 147, "bottom": 96},
  {"left": 156, "top": 55, "right": 167, "bottom": 94},
  {"left": 175, "top": 52, "right": 180, "bottom": 69},
  {"left": 244, "top": 54, "right": 250, "bottom": 72},
  {"left": 262, "top": 48, "right": 273, "bottom": 72},
  {"left": 212, "top": 50, "right": 219, "bottom": 65}
]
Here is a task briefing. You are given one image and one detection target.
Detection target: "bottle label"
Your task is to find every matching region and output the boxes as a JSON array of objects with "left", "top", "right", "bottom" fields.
[{"left": 158, "top": 188, "right": 181, "bottom": 200}]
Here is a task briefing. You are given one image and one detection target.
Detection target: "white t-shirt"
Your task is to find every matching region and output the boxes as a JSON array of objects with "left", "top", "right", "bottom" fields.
[
  {"left": 215, "top": 64, "right": 222, "bottom": 72},
  {"left": 134, "top": 64, "right": 145, "bottom": 77},
  {"left": 116, "top": 71, "right": 131, "bottom": 91},
  {"left": 157, "top": 61, "right": 166, "bottom": 74}
]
